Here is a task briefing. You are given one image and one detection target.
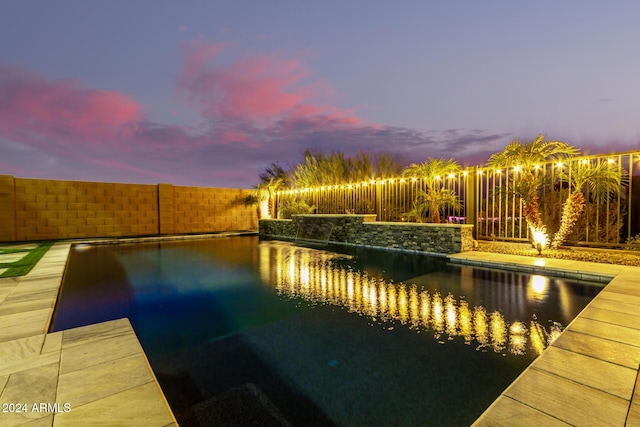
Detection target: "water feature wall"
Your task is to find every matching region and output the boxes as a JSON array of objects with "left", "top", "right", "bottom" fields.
[
  {"left": 259, "top": 214, "right": 474, "bottom": 254},
  {"left": 295, "top": 215, "right": 338, "bottom": 244}
]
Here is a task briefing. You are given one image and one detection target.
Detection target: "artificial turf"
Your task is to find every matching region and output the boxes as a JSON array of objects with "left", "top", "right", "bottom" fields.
[{"left": 0, "top": 241, "right": 54, "bottom": 278}]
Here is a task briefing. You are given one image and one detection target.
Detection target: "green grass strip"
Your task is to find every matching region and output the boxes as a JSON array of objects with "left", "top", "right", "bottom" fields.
[
  {"left": 0, "top": 248, "right": 31, "bottom": 254},
  {"left": 0, "top": 241, "right": 55, "bottom": 278}
]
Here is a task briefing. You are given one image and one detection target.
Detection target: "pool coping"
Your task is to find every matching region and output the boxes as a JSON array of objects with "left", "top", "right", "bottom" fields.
[
  {"left": 0, "top": 235, "right": 638, "bottom": 426},
  {"left": 0, "top": 232, "right": 255, "bottom": 426},
  {"left": 449, "top": 252, "right": 640, "bottom": 426}
]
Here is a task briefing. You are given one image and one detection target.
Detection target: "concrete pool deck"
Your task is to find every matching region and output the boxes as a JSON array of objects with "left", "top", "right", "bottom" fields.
[{"left": 0, "top": 238, "right": 638, "bottom": 426}]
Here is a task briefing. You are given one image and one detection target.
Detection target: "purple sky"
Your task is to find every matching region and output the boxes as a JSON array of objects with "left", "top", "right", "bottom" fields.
[{"left": 1, "top": 1, "right": 639, "bottom": 188}]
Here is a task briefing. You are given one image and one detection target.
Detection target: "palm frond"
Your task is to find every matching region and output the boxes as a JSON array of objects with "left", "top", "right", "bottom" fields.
[{"left": 401, "top": 157, "right": 461, "bottom": 189}]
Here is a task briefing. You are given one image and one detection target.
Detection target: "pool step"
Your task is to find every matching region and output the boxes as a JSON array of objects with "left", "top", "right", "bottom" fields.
[{"left": 180, "top": 383, "right": 291, "bottom": 427}]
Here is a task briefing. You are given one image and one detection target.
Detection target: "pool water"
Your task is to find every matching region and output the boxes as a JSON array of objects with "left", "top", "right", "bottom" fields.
[{"left": 52, "top": 236, "right": 603, "bottom": 426}]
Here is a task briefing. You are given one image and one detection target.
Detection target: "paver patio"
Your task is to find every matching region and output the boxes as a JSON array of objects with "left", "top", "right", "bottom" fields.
[{"left": 0, "top": 242, "right": 176, "bottom": 426}]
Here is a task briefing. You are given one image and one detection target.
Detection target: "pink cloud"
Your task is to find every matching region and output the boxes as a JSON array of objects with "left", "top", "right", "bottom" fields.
[
  {"left": 179, "top": 39, "right": 228, "bottom": 86},
  {"left": 177, "top": 40, "right": 362, "bottom": 128},
  {"left": 220, "top": 130, "right": 251, "bottom": 144},
  {"left": 0, "top": 47, "right": 533, "bottom": 190},
  {"left": 0, "top": 66, "right": 142, "bottom": 147}
]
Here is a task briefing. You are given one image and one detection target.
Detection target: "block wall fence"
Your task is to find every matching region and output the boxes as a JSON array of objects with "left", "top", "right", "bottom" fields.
[{"left": 0, "top": 175, "right": 258, "bottom": 242}]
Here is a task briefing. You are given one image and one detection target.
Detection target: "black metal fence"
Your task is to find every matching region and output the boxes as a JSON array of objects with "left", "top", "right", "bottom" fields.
[{"left": 275, "top": 151, "right": 640, "bottom": 246}]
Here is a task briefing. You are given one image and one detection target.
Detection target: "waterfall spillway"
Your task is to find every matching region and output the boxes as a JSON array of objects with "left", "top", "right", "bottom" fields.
[{"left": 295, "top": 216, "right": 338, "bottom": 245}]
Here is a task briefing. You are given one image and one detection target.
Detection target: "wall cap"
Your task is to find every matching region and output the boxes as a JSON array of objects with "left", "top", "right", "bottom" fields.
[{"left": 366, "top": 221, "right": 474, "bottom": 228}]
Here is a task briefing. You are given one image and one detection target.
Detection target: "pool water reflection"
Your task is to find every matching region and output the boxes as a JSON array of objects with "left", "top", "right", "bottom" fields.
[
  {"left": 53, "top": 236, "right": 604, "bottom": 426},
  {"left": 259, "top": 241, "right": 591, "bottom": 357}
]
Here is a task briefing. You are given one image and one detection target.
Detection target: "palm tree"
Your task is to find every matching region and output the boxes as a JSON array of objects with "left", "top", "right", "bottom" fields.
[
  {"left": 255, "top": 163, "right": 290, "bottom": 218},
  {"left": 486, "top": 135, "right": 579, "bottom": 244},
  {"left": 410, "top": 188, "right": 461, "bottom": 223},
  {"left": 550, "top": 160, "right": 622, "bottom": 248},
  {"left": 257, "top": 177, "right": 285, "bottom": 219},
  {"left": 259, "top": 162, "right": 290, "bottom": 188},
  {"left": 402, "top": 158, "right": 461, "bottom": 223}
]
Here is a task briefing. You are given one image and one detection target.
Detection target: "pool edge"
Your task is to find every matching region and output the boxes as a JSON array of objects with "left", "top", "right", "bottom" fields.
[{"left": 450, "top": 252, "right": 640, "bottom": 426}]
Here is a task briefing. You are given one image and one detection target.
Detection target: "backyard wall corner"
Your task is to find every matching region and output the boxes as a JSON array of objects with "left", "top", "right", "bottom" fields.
[
  {"left": 158, "top": 183, "right": 175, "bottom": 235},
  {"left": 0, "top": 175, "right": 16, "bottom": 241}
]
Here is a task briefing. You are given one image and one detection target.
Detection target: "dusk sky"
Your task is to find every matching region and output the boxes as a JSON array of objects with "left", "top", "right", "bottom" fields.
[{"left": 2, "top": 1, "right": 639, "bottom": 188}]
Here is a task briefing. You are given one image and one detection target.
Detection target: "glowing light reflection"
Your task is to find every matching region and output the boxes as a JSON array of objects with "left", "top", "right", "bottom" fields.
[
  {"left": 490, "top": 311, "right": 507, "bottom": 352},
  {"left": 458, "top": 301, "right": 473, "bottom": 343},
  {"left": 260, "top": 244, "right": 564, "bottom": 356},
  {"left": 531, "top": 275, "right": 547, "bottom": 293}
]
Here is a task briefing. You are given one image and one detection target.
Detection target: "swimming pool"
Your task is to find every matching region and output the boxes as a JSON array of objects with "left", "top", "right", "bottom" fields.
[{"left": 52, "top": 236, "right": 603, "bottom": 426}]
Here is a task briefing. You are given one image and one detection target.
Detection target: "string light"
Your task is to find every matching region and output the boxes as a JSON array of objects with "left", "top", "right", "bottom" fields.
[{"left": 276, "top": 151, "right": 640, "bottom": 209}]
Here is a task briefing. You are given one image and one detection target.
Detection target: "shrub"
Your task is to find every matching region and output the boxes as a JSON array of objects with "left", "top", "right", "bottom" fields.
[{"left": 278, "top": 199, "right": 315, "bottom": 219}]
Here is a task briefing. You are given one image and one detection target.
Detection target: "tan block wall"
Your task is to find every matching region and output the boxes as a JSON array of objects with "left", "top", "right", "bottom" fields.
[
  {"left": 14, "top": 178, "right": 159, "bottom": 241},
  {"left": 0, "top": 175, "right": 16, "bottom": 241},
  {"left": 172, "top": 186, "right": 257, "bottom": 233},
  {"left": 158, "top": 183, "right": 175, "bottom": 235},
  {"left": 0, "top": 176, "right": 257, "bottom": 242}
]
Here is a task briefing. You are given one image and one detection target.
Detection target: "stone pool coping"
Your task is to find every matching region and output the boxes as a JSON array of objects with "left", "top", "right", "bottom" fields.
[
  {"left": 0, "top": 232, "right": 255, "bottom": 426},
  {"left": 450, "top": 252, "right": 640, "bottom": 426},
  {"left": 0, "top": 234, "right": 638, "bottom": 425}
]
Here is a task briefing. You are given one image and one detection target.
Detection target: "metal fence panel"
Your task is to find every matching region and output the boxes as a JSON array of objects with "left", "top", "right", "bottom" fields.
[{"left": 276, "top": 151, "right": 639, "bottom": 246}]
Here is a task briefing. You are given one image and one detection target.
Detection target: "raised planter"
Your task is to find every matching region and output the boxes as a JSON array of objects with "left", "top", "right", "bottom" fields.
[{"left": 259, "top": 214, "right": 474, "bottom": 254}]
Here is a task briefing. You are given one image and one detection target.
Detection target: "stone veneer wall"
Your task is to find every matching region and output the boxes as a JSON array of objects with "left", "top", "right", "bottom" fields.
[
  {"left": 259, "top": 214, "right": 474, "bottom": 254},
  {"left": 0, "top": 175, "right": 257, "bottom": 242}
]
